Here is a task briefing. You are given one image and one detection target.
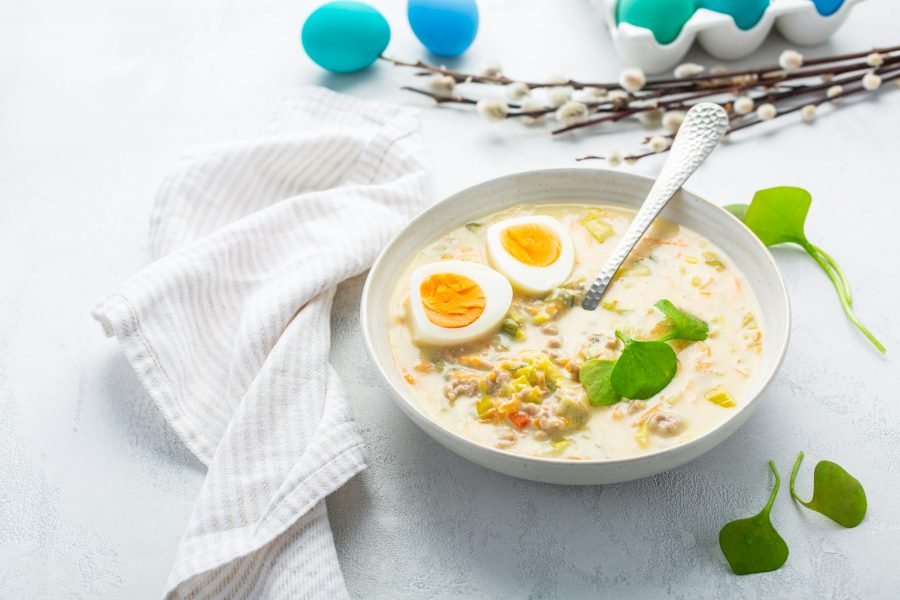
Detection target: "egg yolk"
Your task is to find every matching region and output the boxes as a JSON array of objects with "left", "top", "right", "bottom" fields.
[
  {"left": 500, "top": 223, "right": 562, "bottom": 267},
  {"left": 420, "top": 273, "right": 486, "bottom": 328}
]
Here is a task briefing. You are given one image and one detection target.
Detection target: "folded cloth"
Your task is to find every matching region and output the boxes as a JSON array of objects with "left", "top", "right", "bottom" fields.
[{"left": 93, "top": 87, "right": 428, "bottom": 599}]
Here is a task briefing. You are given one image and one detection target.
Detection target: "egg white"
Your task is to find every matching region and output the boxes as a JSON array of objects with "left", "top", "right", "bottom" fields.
[
  {"left": 408, "top": 261, "right": 513, "bottom": 346},
  {"left": 486, "top": 215, "right": 575, "bottom": 295}
]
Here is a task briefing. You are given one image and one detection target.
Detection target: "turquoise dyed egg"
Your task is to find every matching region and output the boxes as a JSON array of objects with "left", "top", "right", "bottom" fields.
[
  {"left": 408, "top": 0, "right": 479, "bottom": 57},
  {"left": 697, "top": 0, "right": 769, "bottom": 30},
  {"left": 616, "top": 0, "right": 696, "bottom": 45},
  {"left": 812, "top": 0, "right": 844, "bottom": 16},
  {"left": 302, "top": 1, "right": 390, "bottom": 73}
]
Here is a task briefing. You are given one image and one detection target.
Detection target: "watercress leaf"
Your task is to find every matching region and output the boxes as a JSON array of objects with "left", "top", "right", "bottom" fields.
[
  {"left": 719, "top": 460, "right": 789, "bottom": 576},
  {"left": 654, "top": 299, "right": 709, "bottom": 342},
  {"left": 743, "top": 186, "right": 812, "bottom": 246},
  {"left": 610, "top": 337, "right": 677, "bottom": 400},
  {"left": 580, "top": 359, "right": 620, "bottom": 406},
  {"left": 737, "top": 187, "right": 885, "bottom": 353},
  {"left": 724, "top": 203, "right": 749, "bottom": 221},
  {"left": 789, "top": 452, "right": 867, "bottom": 528}
]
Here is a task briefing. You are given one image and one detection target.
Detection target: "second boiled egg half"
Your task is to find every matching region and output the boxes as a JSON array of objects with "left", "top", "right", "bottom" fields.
[
  {"left": 409, "top": 261, "right": 513, "bottom": 346},
  {"left": 486, "top": 215, "right": 575, "bottom": 295}
]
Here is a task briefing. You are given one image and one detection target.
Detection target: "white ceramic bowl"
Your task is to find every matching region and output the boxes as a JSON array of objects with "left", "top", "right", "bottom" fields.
[{"left": 361, "top": 169, "right": 790, "bottom": 485}]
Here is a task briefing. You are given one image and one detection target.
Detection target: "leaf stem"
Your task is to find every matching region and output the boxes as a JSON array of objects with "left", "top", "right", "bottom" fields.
[
  {"left": 806, "top": 243, "right": 849, "bottom": 306},
  {"left": 789, "top": 451, "right": 809, "bottom": 505},
  {"left": 810, "top": 244, "right": 852, "bottom": 306},
  {"left": 763, "top": 460, "right": 781, "bottom": 517},
  {"left": 802, "top": 242, "right": 886, "bottom": 353}
]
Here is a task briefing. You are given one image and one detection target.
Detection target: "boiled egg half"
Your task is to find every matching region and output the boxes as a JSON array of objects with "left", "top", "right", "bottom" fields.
[
  {"left": 409, "top": 261, "right": 513, "bottom": 346},
  {"left": 486, "top": 215, "right": 575, "bottom": 295}
]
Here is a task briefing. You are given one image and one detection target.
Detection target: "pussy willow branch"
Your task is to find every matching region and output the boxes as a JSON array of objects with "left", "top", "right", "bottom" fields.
[
  {"left": 757, "top": 60, "right": 900, "bottom": 107},
  {"left": 385, "top": 44, "right": 900, "bottom": 92},
  {"left": 576, "top": 69, "right": 900, "bottom": 163},
  {"left": 622, "top": 43, "right": 900, "bottom": 89},
  {"left": 391, "top": 43, "right": 899, "bottom": 165},
  {"left": 397, "top": 46, "right": 900, "bottom": 136},
  {"left": 557, "top": 59, "right": 900, "bottom": 137},
  {"left": 384, "top": 56, "right": 608, "bottom": 90},
  {"left": 401, "top": 86, "right": 478, "bottom": 106},
  {"left": 730, "top": 68, "right": 900, "bottom": 135},
  {"left": 401, "top": 86, "right": 623, "bottom": 119},
  {"left": 761, "top": 52, "right": 900, "bottom": 85},
  {"left": 627, "top": 52, "right": 900, "bottom": 99},
  {"left": 402, "top": 76, "right": 785, "bottom": 123},
  {"left": 550, "top": 80, "right": 777, "bottom": 135}
]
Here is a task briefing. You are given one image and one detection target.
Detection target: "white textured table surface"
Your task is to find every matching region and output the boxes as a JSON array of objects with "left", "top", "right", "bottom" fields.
[{"left": 2, "top": 1, "right": 899, "bottom": 598}]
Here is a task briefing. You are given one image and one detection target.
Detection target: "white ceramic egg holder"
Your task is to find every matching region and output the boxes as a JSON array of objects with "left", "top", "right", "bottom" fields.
[{"left": 597, "top": 0, "right": 866, "bottom": 73}]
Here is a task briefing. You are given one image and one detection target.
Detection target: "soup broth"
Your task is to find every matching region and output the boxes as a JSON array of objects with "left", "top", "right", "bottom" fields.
[{"left": 388, "top": 203, "right": 763, "bottom": 460}]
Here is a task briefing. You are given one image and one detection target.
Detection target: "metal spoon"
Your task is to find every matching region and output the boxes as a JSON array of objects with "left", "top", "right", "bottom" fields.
[{"left": 581, "top": 102, "right": 729, "bottom": 311}]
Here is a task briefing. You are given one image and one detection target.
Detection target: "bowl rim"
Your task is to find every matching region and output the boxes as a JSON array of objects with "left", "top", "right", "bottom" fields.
[{"left": 360, "top": 168, "right": 791, "bottom": 469}]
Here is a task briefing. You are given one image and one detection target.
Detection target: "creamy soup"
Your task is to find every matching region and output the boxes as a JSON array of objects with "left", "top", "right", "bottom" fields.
[{"left": 388, "top": 203, "right": 763, "bottom": 460}]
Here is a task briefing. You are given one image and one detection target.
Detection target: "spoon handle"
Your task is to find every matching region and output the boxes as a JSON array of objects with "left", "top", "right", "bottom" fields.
[{"left": 581, "top": 102, "right": 729, "bottom": 311}]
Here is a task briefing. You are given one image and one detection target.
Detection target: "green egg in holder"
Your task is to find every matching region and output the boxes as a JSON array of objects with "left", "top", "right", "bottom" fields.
[{"left": 615, "top": 0, "right": 696, "bottom": 45}]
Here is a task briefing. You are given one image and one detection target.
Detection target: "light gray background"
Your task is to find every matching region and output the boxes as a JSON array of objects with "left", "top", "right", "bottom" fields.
[{"left": 2, "top": 0, "right": 898, "bottom": 598}]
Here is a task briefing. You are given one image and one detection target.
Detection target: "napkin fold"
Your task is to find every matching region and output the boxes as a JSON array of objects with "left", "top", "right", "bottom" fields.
[{"left": 93, "top": 87, "right": 427, "bottom": 598}]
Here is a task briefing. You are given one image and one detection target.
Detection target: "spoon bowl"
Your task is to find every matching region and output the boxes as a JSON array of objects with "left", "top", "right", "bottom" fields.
[{"left": 582, "top": 102, "right": 729, "bottom": 310}]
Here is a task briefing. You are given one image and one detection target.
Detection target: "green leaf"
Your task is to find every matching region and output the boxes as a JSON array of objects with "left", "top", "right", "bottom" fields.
[
  {"left": 743, "top": 186, "right": 812, "bottom": 246},
  {"left": 582, "top": 301, "right": 706, "bottom": 403},
  {"left": 732, "top": 187, "right": 885, "bottom": 353},
  {"left": 789, "top": 452, "right": 867, "bottom": 528},
  {"left": 724, "top": 203, "right": 749, "bottom": 221},
  {"left": 719, "top": 461, "right": 790, "bottom": 576},
  {"left": 610, "top": 334, "right": 677, "bottom": 400},
  {"left": 580, "top": 359, "right": 620, "bottom": 406},
  {"left": 654, "top": 299, "right": 709, "bottom": 342}
]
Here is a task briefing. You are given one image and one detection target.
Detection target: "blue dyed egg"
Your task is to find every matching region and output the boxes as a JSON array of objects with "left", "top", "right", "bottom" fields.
[
  {"left": 408, "top": 0, "right": 479, "bottom": 57},
  {"left": 697, "top": 0, "right": 769, "bottom": 30},
  {"left": 812, "top": 0, "right": 844, "bottom": 16},
  {"left": 302, "top": 1, "right": 390, "bottom": 73}
]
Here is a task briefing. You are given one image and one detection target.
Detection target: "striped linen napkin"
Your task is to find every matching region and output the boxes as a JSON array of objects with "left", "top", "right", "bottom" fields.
[{"left": 93, "top": 87, "right": 427, "bottom": 598}]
